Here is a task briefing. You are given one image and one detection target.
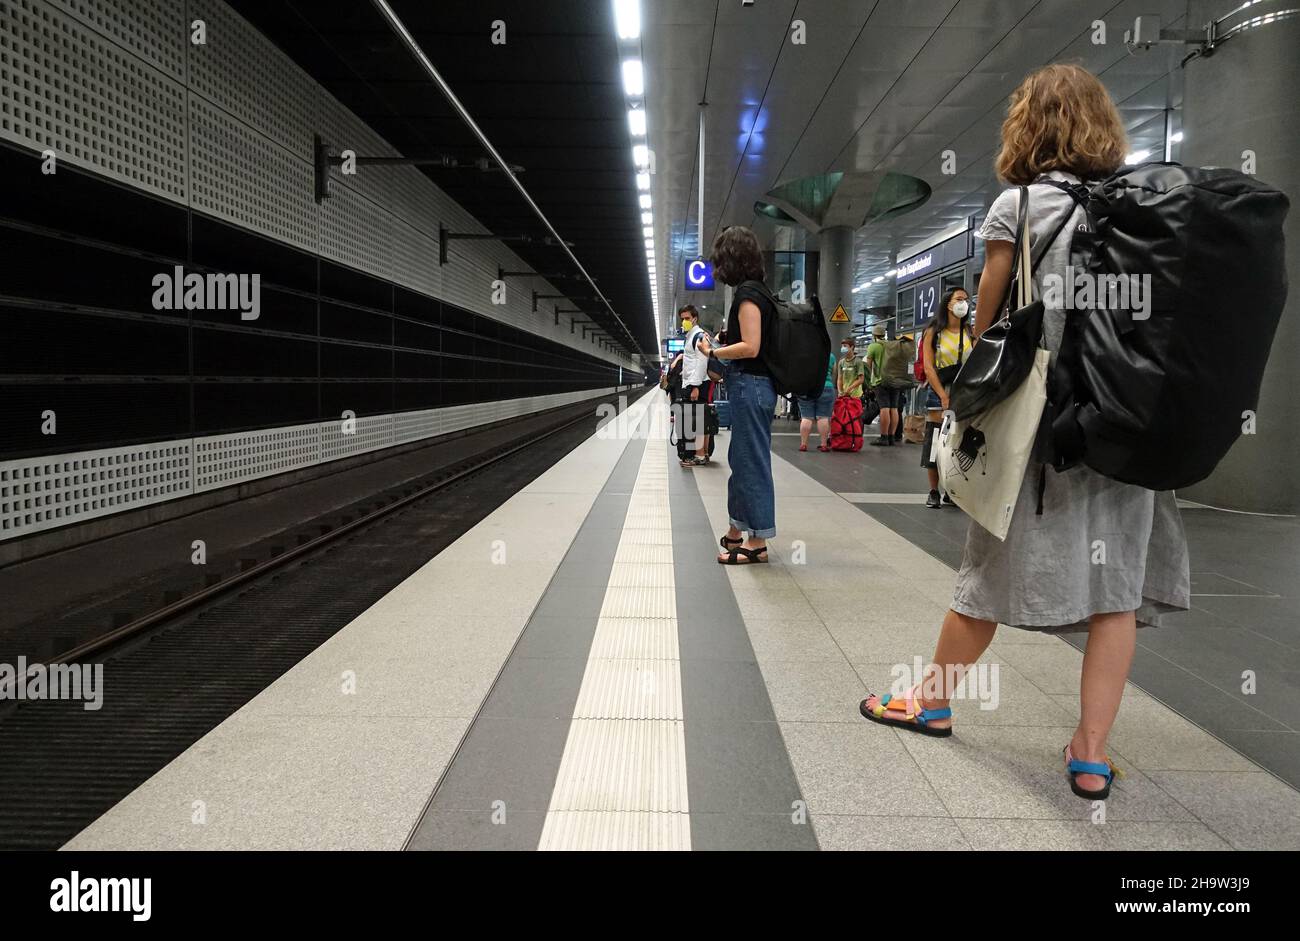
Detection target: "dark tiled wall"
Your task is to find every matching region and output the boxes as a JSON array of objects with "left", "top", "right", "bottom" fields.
[{"left": 0, "top": 145, "right": 625, "bottom": 461}]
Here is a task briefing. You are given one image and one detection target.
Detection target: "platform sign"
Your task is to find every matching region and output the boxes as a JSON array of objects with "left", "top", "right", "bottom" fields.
[
  {"left": 684, "top": 258, "right": 714, "bottom": 291},
  {"left": 829, "top": 303, "right": 850, "bottom": 323}
]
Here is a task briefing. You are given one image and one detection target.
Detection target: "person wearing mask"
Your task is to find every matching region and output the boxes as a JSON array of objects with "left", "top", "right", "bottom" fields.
[
  {"left": 677, "top": 304, "right": 714, "bottom": 467},
  {"left": 708, "top": 226, "right": 776, "bottom": 565},
  {"left": 919, "top": 288, "right": 973, "bottom": 505},
  {"left": 865, "top": 323, "right": 905, "bottom": 446},
  {"left": 837, "top": 337, "right": 866, "bottom": 402},
  {"left": 797, "top": 351, "right": 837, "bottom": 452},
  {"left": 858, "top": 63, "right": 1190, "bottom": 803}
]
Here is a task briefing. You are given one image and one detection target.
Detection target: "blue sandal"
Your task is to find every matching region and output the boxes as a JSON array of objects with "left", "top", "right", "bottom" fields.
[
  {"left": 860, "top": 690, "right": 953, "bottom": 737},
  {"left": 1064, "top": 746, "right": 1122, "bottom": 800}
]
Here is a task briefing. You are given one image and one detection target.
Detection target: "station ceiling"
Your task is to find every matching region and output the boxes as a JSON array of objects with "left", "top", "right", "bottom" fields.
[
  {"left": 226, "top": 0, "right": 657, "bottom": 357},
  {"left": 231, "top": 0, "right": 1191, "bottom": 357},
  {"left": 648, "top": 0, "right": 1189, "bottom": 337}
]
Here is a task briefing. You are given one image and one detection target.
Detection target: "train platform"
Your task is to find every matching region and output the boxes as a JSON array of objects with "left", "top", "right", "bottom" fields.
[{"left": 61, "top": 390, "right": 1300, "bottom": 852}]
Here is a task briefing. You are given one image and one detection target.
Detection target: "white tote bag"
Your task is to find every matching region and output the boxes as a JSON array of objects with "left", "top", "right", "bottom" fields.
[{"left": 937, "top": 192, "right": 1048, "bottom": 541}]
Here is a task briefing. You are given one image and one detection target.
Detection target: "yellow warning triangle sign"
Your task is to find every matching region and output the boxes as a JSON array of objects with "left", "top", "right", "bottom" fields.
[{"left": 830, "top": 303, "right": 850, "bottom": 323}]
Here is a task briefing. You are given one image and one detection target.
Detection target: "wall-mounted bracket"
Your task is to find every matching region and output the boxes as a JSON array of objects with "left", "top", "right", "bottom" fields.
[{"left": 314, "top": 134, "right": 522, "bottom": 203}]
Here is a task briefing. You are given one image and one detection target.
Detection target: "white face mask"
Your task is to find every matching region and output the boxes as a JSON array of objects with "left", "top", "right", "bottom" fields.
[{"left": 952, "top": 300, "right": 969, "bottom": 318}]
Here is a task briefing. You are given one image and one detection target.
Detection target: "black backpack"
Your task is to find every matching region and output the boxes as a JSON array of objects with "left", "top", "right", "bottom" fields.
[
  {"left": 1044, "top": 164, "right": 1289, "bottom": 490},
  {"left": 737, "top": 280, "right": 831, "bottom": 399}
]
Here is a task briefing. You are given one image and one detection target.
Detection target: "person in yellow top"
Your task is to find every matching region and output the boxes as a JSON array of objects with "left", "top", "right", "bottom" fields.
[
  {"left": 837, "top": 337, "right": 866, "bottom": 399},
  {"left": 920, "top": 287, "right": 973, "bottom": 507}
]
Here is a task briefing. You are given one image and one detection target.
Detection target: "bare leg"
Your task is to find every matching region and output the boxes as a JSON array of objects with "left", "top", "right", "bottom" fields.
[
  {"left": 866, "top": 609, "right": 996, "bottom": 729},
  {"left": 800, "top": 417, "right": 812, "bottom": 448},
  {"left": 817, "top": 417, "right": 830, "bottom": 444},
  {"left": 1071, "top": 611, "right": 1137, "bottom": 791}
]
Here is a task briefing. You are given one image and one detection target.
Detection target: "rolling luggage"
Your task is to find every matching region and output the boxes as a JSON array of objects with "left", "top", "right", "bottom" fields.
[{"left": 829, "top": 395, "right": 864, "bottom": 452}]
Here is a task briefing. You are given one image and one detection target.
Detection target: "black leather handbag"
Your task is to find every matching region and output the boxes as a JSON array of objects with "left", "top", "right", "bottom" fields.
[{"left": 948, "top": 185, "right": 1071, "bottom": 422}]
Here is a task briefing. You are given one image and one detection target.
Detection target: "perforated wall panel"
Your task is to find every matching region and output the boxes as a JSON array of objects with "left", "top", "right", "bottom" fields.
[
  {"left": 193, "top": 422, "right": 319, "bottom": 493},
  {"left": 0, "top": 0, "right": 188, "bottom": 201},
  {"left": 0, "top": 386, "right": 623, "bottom": 541},
  {"left": 187, "top": 0, "right": 316, "bottom": 159},
  {"left": 320, "top": 179, "right": 393, "bottom": 281},
  {"left": 188, "top": 91, "right": 317, "bottom": 252},
  {"left": 0, "top": 439, "right": 192, "bottom": 539},
  {"left": 390, "top": 219, "right": 441, "bottom": 299},
  {"left": 43, "top": 0, "right": 185, "bottom": 81}
]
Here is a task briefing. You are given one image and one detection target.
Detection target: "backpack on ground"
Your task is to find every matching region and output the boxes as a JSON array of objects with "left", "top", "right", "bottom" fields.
[
  {"left": 879, "top": 337, "right": 914, "bottom": 389},
  {"left": 738, "top": 280, "right": 831, "bottom": 399},
  {"left": 829, "top": 395, "right": 864, "bottom": 452},
  {"left": 1043, "top": 164, "right": 1289, "bottom": 490}
]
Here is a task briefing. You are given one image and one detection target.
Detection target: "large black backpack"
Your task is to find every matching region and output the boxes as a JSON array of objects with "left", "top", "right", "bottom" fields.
[
  {"left": 737, "top": 280, "right": 831, "bottom": 399},
  {"left": 1044, "top": 164, "right": 1289, "bottom": 490}
]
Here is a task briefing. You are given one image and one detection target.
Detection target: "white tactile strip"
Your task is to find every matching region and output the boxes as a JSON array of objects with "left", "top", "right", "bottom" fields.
[{"left": 539, "top": 401, "right": 690, "bottom": 850}]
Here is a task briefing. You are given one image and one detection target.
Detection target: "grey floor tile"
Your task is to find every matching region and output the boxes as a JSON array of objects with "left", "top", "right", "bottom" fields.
[
  {"left": 1148, "top": 770, "right": 1300, "bottom": 850},
  {"left": 984, "top": 639, "right": 1084, "bottom": 696},
  {"left": 899, "top": 725, "right": 1195, "bottom": 822},
  {"left": 955, "top": 818, "right": 1230, "bottom": 851},
  {"left": 813, "top": 814, "right": 971, "bottom": 851},
  {"left": 759, "top": 659, "right": 868, "bottom": 723},
  {"left": 778, "top": 721, "right": 949, "bottom": 817},
  {"left": 424, "top": 716, "right": 571, "bottom": 814},
  {"left": 1214, "top": 730, "right": 1300, "bottom": 790},
  {"left": 689, "top": 813, "right": 820, "bottom": 850},
  {"left": 511, "top": 614, "right": 601, "bottom": 659},
  {"left": 407, "top": 810, "right": 546, "bottom": 851},
  {"left": 1048, "top": 691, "right": 1260, "bottom": 773},
  {"left": 684, "top": 720, "right": 807, "bottom": 814},
  {"left": 744, "top": 617, "right": 847, "bottom": 662},
  {"left": 1126, "top": 646, "right": 1287, "bottom": 733},
  {"left": 477, "top": 656, "right": 588, "bottom": 720},
  {"left": 680, "top": 659, "right": 777, "bottom": 723}
]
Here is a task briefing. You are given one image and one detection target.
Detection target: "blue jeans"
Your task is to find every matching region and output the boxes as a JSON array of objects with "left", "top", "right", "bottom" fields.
[{"left": 726, "top": 370, "right": 777, "bottom": 538}]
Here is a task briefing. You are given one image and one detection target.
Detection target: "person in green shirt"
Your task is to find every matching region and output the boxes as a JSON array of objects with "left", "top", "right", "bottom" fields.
[{"left": 837, "top": 337, "right": 866, "bottom": 399}]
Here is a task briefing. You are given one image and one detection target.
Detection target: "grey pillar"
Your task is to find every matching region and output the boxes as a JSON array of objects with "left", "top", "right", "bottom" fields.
[
  {"left": 1180, "top": 7, "right": 1300, "bottom": 513},
  {"left": 817, "top": 225, "right": 855, "bottom": 348}
]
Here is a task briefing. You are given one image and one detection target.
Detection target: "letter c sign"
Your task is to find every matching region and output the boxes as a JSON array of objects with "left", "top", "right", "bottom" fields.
[{"left": 685, "top": 259, "right": 714, "bottom": 291}]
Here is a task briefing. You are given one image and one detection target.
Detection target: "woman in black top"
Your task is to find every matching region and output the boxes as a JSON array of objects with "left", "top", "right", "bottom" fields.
[{"left": 708, "top": 226, "right": 777, "bottom": 564}]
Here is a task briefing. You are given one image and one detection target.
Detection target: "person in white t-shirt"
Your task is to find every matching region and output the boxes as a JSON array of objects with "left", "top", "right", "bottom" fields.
[{"left": 678, "top": 304, "right": 714, "bottom": 466}]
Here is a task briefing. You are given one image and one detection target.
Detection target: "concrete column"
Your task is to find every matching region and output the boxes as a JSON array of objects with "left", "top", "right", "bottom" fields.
[
  {"left": 1180, "top": 6, "right": 1300, "bottom": 513},
  {"left": 817, "top": 225, "right": 855, "bottom": 348}
]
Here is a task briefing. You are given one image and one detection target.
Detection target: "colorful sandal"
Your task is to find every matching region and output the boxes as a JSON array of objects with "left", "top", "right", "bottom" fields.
[
  {"left": 1064, "top": 746, "right": 1122, "bottom": 800},
  {"left": 859, "top": 690, "right": 953, "bottom": 737}
]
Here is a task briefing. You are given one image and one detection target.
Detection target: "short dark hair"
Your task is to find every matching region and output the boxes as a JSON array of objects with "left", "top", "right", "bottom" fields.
[
  {"left": 709, "top": 226, "right": 765, "bottom": 286},
  {"left": 677, "top": 304, "right": 698, "bottom": 319}
]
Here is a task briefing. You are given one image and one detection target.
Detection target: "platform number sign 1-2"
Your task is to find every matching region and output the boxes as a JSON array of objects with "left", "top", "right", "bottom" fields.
[{"left": 916, "top": 278, "right": 939, "bottom": 326}]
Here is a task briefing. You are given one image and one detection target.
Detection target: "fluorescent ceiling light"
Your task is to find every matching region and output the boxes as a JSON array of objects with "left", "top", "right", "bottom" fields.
[
  {"left": 614, "top": 0, "right": 640, "bottom": 39},
  {"left": 633, "top": 144, "right": 649, "bottom": 168},
  {"left": 645, "top": 238, "right": 654, "bottom": 248},
  {"left": 872, "top": 275, "right": 884, "bottom": 283},
  {"left": 628, "top": 109, "right": 646, "bottom": 136},
  {"left": 1170, "top": 131, "right": 1184, "bottom": 143},
  {"left": 641, "top": 212, "right": 652, "bottom": 225},
  {"left": 636, "top": 172, "right": 650, "bottom": 190},
  {"left": 639, "top": 195, "right": 652, "bottom": 209},
  {"left": 643, "top": 226, "right": 653, "bottom": 237},
  {"left": 1125, "top": 149, "right": 1150, "bottom": 165},
  {"left": 885, "top": 268, "right": 898, "bottom": 277},
  {"left": 622, "top": 59, "right": 644, "bottom": 96}
]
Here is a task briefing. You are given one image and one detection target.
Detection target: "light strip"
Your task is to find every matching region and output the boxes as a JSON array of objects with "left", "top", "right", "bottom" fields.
[{"left": 368, "top": 0, "right": 639, "bottom": 355}]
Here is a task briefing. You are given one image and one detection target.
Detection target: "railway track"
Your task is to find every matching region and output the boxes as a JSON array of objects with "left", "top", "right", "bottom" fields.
[{"left": 0, "top": 392, "right": 633, "bottom": 850}]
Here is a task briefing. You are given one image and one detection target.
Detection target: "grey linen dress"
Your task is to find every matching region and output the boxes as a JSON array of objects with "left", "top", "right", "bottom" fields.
[{"left": 950, "top": 172, "right": 1190, "bottom": 633}]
